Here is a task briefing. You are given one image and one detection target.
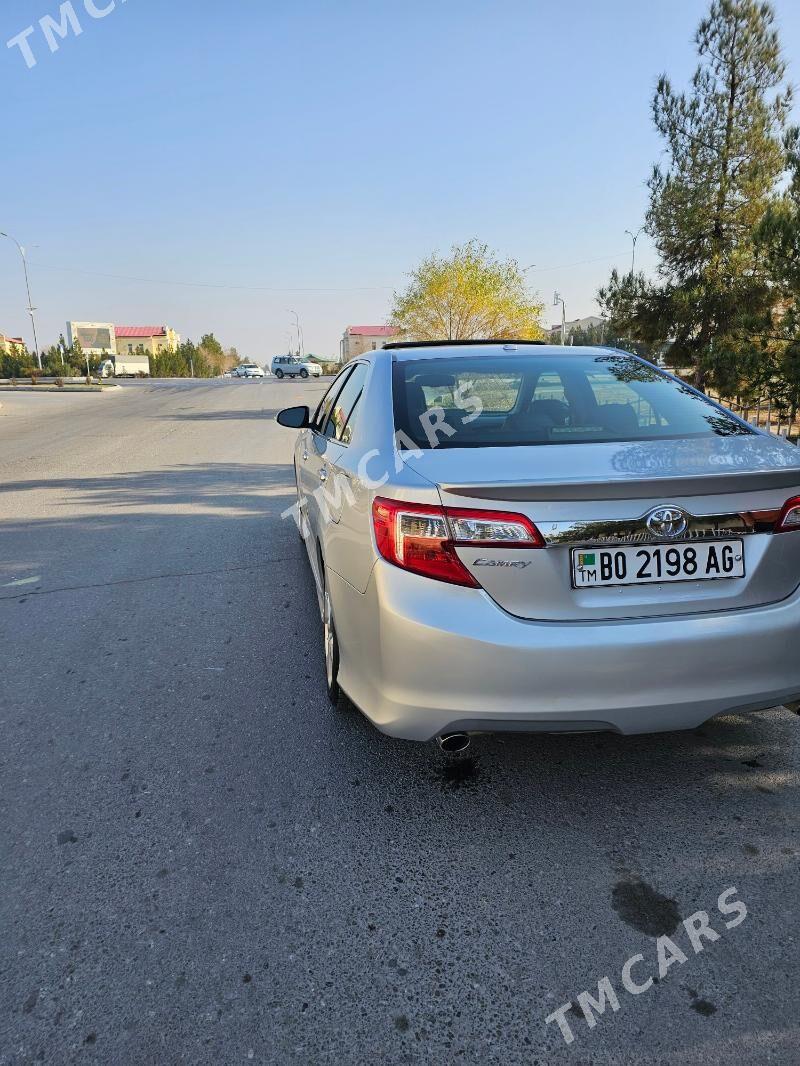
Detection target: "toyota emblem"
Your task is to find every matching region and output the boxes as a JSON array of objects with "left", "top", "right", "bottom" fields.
[{"left": 646, "top": 506, "right": 689, "bottom": 539}]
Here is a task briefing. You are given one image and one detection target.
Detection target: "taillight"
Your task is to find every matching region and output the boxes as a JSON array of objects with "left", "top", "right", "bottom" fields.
[
  {"left": 372, "top": 497, "right": 543, "bottom": 587},
  {"left": 776, "top": 496, "right": 800, "bottom": 532}
]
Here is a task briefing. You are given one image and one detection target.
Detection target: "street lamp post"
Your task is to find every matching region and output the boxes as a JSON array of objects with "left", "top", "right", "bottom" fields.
[
  {"left": 625, "top": 227, "right": 644, "bottom": 277},
  {"left": 1, "top": 230, "right": 42, "bottom": 369},
  {"left": 288, "top": 310, "right": 304, "bottom": 359},
  {"left": 553, "top": 292, "right": 567, "bottom": 346}
]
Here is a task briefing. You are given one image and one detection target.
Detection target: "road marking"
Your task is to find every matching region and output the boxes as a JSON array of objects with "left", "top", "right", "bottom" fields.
[{"left": 2, "top": 576, "right": 41, "bottom": 587}]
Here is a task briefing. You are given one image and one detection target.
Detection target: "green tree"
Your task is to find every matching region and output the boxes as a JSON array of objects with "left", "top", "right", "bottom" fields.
[
  {"left": 197, "top": 333, "right": 225, "bottom": 375},
  {"left": 1, "top": 342, "right": 29, "bottom": 378},
  {"left": 754, "top": 130, "right": 800, "bottom": 416},
  {"left": 42, "top": 345, "right": 63, "bottom": 374},
  {"left": 391, "top": 240, "right": 545, "bottom": 341},
  {"left": 152, "top": 342, "right": 187, "bottom": 377},
  {"left": 603, "top": 0, "right": 792, "bottom": 390},
  {"left": 147, "top": 333, "right": 232, "bottom": 378},
  {"left": 71, "top": 337, "right": 94, "bottom": 375}
]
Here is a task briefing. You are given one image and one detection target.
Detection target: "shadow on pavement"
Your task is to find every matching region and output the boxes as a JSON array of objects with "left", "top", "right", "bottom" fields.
[
  {"left": 0, "top": 463, "right": 298, "bottom": 591},
  {"left": 155, "top": 410, "right": 283, "bottom": 422}
]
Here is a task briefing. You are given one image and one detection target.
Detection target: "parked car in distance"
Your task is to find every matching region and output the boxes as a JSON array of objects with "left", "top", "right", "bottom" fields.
[
  {"left": 232, "top": 363, "right": 265, "bottom": 378},
  {"left": 270, "top": 355, "right": 323, "bottom": 379},
  {"left": 277, "top": 340, "right": 800, "bottom": 752}
]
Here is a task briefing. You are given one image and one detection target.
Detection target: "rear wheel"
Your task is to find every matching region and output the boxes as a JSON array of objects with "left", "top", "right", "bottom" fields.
[
  {"left": 275, "top": 369, "right": 284, "bottom": 379},
  {"left": 322, "top": 576, "right": 342, "bottom": 706},
  {"left": 294, "top": 464, "right": 305, "bottom": 541}
]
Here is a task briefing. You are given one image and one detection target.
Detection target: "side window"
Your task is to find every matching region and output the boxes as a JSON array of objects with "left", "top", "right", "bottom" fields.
[
  {"left": 312, "top": 367, "right": 354, "bottom": 432},
  {"left": 324, "top": 362, "right": 369, "bottom": 443}
]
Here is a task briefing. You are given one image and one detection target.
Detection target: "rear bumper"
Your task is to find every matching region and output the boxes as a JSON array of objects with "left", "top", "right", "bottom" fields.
[{"left": 331, "top": 560, "right": 800, "bottom": 742}]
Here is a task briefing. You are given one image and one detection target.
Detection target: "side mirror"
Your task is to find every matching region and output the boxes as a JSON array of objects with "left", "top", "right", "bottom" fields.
[{"left": 276, "top": 405, "right": 310, "bottom": 429}]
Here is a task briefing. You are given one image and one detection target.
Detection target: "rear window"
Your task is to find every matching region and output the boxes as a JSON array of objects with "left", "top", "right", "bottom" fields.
[{"left": 392, "top": 353, "right": 752, "bottom": 449}]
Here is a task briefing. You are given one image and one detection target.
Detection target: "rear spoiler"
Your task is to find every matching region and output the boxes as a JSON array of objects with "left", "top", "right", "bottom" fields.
[{"left": 441, "top": 468, "right": 800, "bottom": 502}]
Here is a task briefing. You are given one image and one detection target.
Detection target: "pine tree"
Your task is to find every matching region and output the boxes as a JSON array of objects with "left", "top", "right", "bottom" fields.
[
  {"left": 612, "top": 1, "right": 792, "bottom": 389},
  {"left": 756, "top": 130, "right": 800, "bottom": 417}
]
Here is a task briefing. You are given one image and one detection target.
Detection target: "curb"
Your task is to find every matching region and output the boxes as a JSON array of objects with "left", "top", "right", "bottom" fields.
[{"left": 0, "top": 385, "right": 111, "bottom": 393}]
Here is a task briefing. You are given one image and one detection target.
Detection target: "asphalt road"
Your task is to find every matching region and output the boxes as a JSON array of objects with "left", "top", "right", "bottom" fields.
[{"left": 1, "top": 379, "right": 798, "bottom": 1065}]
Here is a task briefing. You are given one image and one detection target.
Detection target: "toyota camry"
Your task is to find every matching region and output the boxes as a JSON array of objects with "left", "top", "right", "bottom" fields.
[{"left": 277, "top": 341, "right": 800, "bottom": 751}]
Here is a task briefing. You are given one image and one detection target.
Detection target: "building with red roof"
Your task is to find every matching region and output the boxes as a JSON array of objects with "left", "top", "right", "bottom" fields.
[
  {"left": 66, "top": 322, "right": 180, "bottom": 356},
  {"left": 340, "top": 325, "right": 399, "bottom": 362},
  {"left": 114, "top": 325, "right": 180, "bottom": 355},
  {"left": 1, "top": 332, "right": 26, "bottom": 357}
]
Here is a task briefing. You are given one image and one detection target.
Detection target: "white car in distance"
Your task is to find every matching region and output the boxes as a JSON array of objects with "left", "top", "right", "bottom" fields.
[
  {"left": 231, "top": 363, "right": 265, "bottom": 378},
  {"left": 271, "top": 355, "right": 323, "bottom": 379}
]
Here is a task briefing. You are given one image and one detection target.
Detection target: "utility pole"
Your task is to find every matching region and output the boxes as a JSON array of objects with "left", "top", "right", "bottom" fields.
[
  {"left": 624, "top": 228, "right": 645, "bottom": 351},
  {"left": 1, "top": 230, "right": 42, "bottom": 369},
  {"left": 625, "top": 227, "right": 644, "bottom": 277},
  {"left": 288, "top": 310, "right": 303, "bottom": 358},
  {"left": 553, "top": 292, "right": 567, "bottom": 346}
]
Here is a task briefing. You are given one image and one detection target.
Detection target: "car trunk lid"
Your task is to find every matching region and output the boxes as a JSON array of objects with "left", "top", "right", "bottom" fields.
[{"left": 403, "top": 436, "right": 800, "bottom": 621}]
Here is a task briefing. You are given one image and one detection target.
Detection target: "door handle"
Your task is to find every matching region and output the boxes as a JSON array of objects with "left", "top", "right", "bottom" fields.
[
  {"left": 302, "top": 451, "right": 308, "bottom": 462},
  {"left": 319, "top": 468, "right": 328, "bottom": 482}
]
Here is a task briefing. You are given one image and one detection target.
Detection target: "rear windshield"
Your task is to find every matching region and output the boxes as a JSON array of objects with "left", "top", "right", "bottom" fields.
[{"left": 392, "top": 353, "right": 752, "bottom": 448}]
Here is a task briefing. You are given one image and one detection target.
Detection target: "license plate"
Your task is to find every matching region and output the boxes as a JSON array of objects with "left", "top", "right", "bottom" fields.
[{"left": 571, "top": 541, "right": 745, "bottom": 589}]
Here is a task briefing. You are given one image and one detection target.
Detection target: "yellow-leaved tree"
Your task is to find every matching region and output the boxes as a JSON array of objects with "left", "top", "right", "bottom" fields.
[{"left": 391, "top": 241, "right": 545, "bottom": 341}]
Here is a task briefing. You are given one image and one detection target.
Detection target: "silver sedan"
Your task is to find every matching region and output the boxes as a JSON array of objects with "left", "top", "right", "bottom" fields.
[{"left": 277, "top": 342, "right": 800, "bottom": 750}]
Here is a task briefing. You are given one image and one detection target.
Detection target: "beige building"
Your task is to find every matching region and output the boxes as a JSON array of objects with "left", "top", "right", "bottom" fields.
[
  {"left": 340, "top": 325, "right": 399, "bottom": 362},
  {"left": 1, "top": 332, "right": 26, "bottom": 356},
  {"left": 548, "top": 315, "right": 605, "bottom": 342},
  {"left": 114, "top": 325, "right": 180, "bottom": 355}
]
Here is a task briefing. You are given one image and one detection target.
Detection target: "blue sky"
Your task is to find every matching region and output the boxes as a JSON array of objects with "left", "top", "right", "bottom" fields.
[{"left": 1, "top": 0, "right": 799, "bottom": 359}]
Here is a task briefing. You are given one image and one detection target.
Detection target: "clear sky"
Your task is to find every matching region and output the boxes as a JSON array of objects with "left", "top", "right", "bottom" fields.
[{"left": 1, "top": 0, "right": 799, "bottom": 360}]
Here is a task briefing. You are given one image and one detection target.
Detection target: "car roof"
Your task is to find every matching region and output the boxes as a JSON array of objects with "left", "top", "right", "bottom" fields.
[{"left": 386, "top": 342, "right": 623, "bottom": 361}]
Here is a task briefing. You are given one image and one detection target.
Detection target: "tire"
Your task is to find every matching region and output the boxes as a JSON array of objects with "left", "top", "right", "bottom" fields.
[
  {"left": 294, "top": 463, "right": 305, "bottom": 541},
  {"left": 322, "top": 577, "right": 341, "bottom": 706},
  {"left": 300, "top": 368, "right": 309, "bottom": 379},
  {"left": 275, "top": 369, "right": 284, "bottom": 379}
]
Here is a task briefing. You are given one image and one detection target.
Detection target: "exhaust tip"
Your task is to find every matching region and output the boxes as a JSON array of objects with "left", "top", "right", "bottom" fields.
[{"left": 436, "top": 732, "right": 471, "bottom": 754}]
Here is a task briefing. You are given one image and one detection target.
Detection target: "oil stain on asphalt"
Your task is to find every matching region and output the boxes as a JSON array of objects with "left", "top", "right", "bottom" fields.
[
  {"left": 437, "top": 756, "right": 483, "bottom": 791},
  {"left": 611, "top": 877, "right": 681, "bottom": 937}
]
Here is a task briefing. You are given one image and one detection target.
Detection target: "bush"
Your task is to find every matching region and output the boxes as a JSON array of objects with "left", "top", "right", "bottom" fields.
[{"left": 1, "top": 352, "right": 26, "bottom": 378}]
